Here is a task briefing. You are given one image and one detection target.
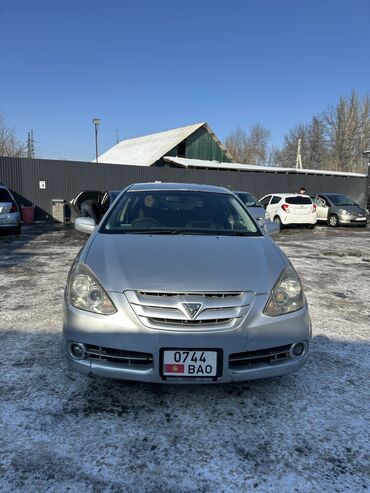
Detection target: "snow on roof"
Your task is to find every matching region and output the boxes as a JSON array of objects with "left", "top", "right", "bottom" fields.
[
  {"left": 164, "top": 157, "right": 368, "bottom": 178},
  {"left": 96, "top": 123, "right": 206, "bottom": 166}
]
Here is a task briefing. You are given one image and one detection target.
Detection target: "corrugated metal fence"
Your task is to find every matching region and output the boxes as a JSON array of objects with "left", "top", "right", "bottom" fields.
[{"left": 0, "top": 156, "right": 368, "bottom": 221}]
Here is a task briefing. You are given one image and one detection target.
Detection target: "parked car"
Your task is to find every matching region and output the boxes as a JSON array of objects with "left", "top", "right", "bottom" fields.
[
  {"left": 64, "top": 183, "right": 311, "bottom": 384},
  {"left": 310, "top": 193, "right": 368, "bottom": 227},
  {"left": 259, "top": 193, "right": 317, "bottom": 228},
  {"left": 234, "top": 190, "right": 277, "bottom": 224},
  {"left": 0, "top": 184, "right": 21, "bottom": 234},
  {"left": 70, "top": 190, "right": 120, "bottom": 223}
]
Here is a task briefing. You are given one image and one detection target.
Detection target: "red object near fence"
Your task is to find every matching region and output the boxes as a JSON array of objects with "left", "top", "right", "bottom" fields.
[{"left": 21, "top": 206, "right": 35, "bottom": 224}]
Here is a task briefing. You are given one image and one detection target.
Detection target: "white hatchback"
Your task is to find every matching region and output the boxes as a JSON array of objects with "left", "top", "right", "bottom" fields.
[{"left": 259, "top": 194, "right": 317, "bottom": 228}]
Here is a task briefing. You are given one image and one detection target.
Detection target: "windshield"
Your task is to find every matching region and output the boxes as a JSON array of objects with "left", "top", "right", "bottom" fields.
[
  {"left": 285, "top": 196, "right": 312, "bottom": 205},
  {"left": 100, "top": 190, "right": 260, "bottom": 236},
  {"left": 236, "top": 192, "right": 262, "bottom": 208},
  {"left": 0, "top": 188, "right": 12, "bottom": 202},
  {"left": 328, "top": 194, "right": 356, "bottom": 206}
]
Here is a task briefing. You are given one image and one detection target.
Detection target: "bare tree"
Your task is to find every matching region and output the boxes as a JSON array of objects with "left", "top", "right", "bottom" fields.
[
  {"left": 276, "top": 91, "right": 370, "bottom": 172},
  {"left": 225, "top": 124, "right": 271, "bottom": 164},
  {"left": 305, "top": 115, "right": 327, "bottom": 170},
  {"left": 324, "top": 90, "right": 370, "bottom": 172},
  {"left": 275, "top": 123, "right": 308, "bottom": 168},
  {"left": 0, "top": 113, "right": 26, "bottom": 157},
  {"left": 225, "top": 127, "right": 249, "bottom": 163},
  {"left": 247, "top": 124, "right": 271, "bottom": 165}
]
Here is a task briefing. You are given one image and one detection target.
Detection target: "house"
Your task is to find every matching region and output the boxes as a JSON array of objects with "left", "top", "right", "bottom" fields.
[{"left": 96, "top": 122, "right": 233, "bottom": 166}]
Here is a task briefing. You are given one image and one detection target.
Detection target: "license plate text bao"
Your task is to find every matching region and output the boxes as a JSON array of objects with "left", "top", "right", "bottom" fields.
[{"left": 162, "top": 350, "right": 218, "bottom": 377}]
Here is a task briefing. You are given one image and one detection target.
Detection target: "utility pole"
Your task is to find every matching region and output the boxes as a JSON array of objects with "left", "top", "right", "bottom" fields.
[
  {"left": 93, "top": 118, "right": 101, "bottom": 162},
  {"left": 30, "top": 129, "right": 35, "bottom": 158},
  {"left": 115, "top": 129, "right": 119, "bottom": 145},
  {"left": 296, "top": 138, "right": 303, "bottom": 169},
  {"left": 27, "top": 129, "right": 35, "bottom": 158},
  {"left": 27, "top": 132, "right": 31, "bottom": 158}
]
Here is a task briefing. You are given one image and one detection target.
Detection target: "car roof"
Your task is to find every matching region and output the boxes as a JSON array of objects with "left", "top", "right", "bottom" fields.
[
  {"left": 316, "top": 192, "right": 347, "bottom": 197},
  {"left": 262, "top": 193, "right": 311, "bottom": 198},
  {"left": 128, "top": 182, "right": 231, "bottom": 194}
]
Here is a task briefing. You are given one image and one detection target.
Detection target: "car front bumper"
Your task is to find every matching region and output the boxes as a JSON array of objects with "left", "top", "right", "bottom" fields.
[
  {"left": 338, "top": 213, "right": 368, "bottom": 225},
  {"left": 281, "top": 213, "right": 317, "bottom": 225},
  {"left": 63, "top": 291, "right": 312, "bottom": 384}
]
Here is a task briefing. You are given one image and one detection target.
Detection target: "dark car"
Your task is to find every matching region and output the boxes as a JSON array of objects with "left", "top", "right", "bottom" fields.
[
  {"left": 310, "top": 193, "right": 368, "bottom": 227},
  {"left": 70, "top": 190, "right": 121, "bottom": 223},
  {"left": 234, "top": 191, "right": 267, "bottom": 222}
]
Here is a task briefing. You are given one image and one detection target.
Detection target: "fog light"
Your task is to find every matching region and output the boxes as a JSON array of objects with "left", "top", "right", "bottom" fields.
[
  {"left": 70, "top": 343, "right": 86, "bottom": 360},
  {"left": 290, "top": 342, "right": 306, "bottom": 358}
]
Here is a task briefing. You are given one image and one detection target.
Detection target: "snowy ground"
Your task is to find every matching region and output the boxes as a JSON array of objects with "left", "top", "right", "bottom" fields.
[{"left": 0, "top": 224, "right": 369, "bottom": 493}]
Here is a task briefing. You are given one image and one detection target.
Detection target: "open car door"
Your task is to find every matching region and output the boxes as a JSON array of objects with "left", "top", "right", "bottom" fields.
[{"left": 70, "top": 190, "right": 101, "bottom": 217}]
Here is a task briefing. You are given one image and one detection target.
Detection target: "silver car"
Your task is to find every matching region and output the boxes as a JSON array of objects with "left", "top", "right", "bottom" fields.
[
  {"left": 64, "top": 183, "right": 311, "bottom": 383},
  {"left": 310, "top": 193, "right": 368, "bottom": 227},
  {"left": 0, "top": 184, "right": 21, "bottom": 234}
]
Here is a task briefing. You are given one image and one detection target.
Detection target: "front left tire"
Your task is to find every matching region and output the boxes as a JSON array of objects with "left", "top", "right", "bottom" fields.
[{"left": 328, "top": 214, "right": 339, "bottom": 227}]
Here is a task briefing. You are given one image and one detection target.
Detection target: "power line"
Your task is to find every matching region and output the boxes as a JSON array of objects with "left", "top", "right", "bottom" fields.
[{"left": 298, "top": 136, "right": 369, "bottom": 144}]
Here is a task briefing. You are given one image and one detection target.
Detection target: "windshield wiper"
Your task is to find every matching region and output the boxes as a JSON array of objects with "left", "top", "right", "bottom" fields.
[
  {"left": 227, "top": 231, "right": 255, "bottom": 236},
  {"left": 128, "top": 228, "right": 221, "bottom": 235},
  {"left": 124, "top": 228, "right": 256, "bottom": 236}
]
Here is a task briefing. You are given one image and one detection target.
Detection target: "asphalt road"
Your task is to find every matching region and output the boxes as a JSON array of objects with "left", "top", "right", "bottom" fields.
[{"left": 0, "top": 224, "right": 369, "bottom": 492}]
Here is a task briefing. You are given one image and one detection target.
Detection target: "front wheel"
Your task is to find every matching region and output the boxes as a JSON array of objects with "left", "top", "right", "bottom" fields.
[{"left": 328, "top": 214, "right": 339, "bottom": 227}]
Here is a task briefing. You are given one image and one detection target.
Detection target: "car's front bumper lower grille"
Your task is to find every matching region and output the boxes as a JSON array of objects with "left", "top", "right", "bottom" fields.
[
  {"left": 229, "top": 344, "right": 292, "bottom": 370},
  {"left": 85, "top": 345, "right": 153, "bottom": 368}
]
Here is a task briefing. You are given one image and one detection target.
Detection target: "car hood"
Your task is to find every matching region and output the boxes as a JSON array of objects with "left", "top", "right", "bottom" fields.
[
  {"left": 85, "top": 233, "right": 286, "bottom": 294},
  {"left": 336, "top": 205, "right": 367, "bottom": 215}
]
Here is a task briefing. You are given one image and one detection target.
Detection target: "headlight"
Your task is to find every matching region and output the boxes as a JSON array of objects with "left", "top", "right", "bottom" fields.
[
  {"left": 67, "top": 263, "right": 117, "bottom": 315},
  {"left": 264, "top": 266, "right": 305, "bottom": 316},
  {"left": 339, "top": 209, "right": 350, "bottom": 215}
]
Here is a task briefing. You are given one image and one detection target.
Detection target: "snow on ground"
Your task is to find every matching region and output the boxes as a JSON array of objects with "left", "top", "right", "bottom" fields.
[{"left": 0, "top": 224, "right": 369, "bottom": 493}]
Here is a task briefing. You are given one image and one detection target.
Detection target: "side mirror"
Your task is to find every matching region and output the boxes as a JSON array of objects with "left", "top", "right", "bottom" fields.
[
  {"left": 74, "top": 217, "right": 96, "bottom": 235},
  {"left": 263, "top": 221, "right": 280, "bottom": 236}
]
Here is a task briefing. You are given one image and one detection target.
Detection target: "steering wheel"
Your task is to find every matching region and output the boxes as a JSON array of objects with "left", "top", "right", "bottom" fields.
[{"left": 131, "top": 217, "right": 160, "bottom": 228}]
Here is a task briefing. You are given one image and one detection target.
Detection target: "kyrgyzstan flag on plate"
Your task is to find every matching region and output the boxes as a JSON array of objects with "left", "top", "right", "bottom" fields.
[{"left": 163, "top": 363, "right": 185, "bottom": 373}]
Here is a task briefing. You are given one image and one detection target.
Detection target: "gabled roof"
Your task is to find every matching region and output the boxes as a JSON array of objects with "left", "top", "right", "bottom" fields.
[
  {"left": 97, "top": 122, "right": 206, "bottom": 166},
  {"left": 164, "top": 157, "right": 368, "bottom": 178}
]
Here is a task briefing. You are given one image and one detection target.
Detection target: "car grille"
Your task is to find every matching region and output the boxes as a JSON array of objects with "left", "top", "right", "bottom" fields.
[
  {"left": 229, "top": 344, "right": 291, "bottom": 370},
  {"left": 85, "top": 344, "right": 153, "bottom": 369},
  {"left": 125, "top": 290, "right": 254, "bottom": 331}
]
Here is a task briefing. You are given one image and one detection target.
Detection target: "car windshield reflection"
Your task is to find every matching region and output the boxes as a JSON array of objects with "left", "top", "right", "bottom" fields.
[{"left": 100, "top": 190, "right": 260, "bottom": 236}]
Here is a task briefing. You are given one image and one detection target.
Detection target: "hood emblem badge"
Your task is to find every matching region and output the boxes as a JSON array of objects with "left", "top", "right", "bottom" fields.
[{"left": 183, "top": 303, "right": 202, "bottom": 319}]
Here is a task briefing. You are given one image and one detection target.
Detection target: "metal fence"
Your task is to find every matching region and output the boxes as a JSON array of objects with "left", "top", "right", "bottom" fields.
[{"left": 0, "top": 156, "right": 368, "bottom": 221}]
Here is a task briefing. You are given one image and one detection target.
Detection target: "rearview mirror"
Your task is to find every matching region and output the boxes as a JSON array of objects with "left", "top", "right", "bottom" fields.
[
  {"left": 74, "top": 217, "right": 96, "bottom": 235},
  {"left": 263, "top": 221, "right": 280, "bottom": 236}
]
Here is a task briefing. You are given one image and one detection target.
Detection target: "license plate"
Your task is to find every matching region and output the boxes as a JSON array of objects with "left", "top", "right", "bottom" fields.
[
  {"left": 355, "top": 217, "right": 366, "bottom": 221},
  {"left": 162, "top": 350, "right": 218, "bottom": 377}
]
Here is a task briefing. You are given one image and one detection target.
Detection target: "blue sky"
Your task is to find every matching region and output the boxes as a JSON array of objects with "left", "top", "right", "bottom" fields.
[{"left": 1, "top": 0, "right": 369, "bottom": 161}]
